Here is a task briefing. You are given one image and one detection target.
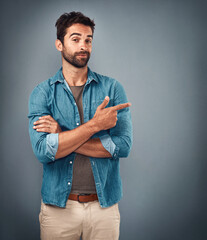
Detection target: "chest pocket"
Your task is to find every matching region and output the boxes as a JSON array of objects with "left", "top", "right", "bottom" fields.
[
  {"left": 89, "top": 99, "right": 114, "bottom": 119},
  {"left": 89, "top": 98, "right": 114, "bottom": 138}
]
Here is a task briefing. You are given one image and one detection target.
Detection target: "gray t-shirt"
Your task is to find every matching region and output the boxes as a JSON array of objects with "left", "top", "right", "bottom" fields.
[{"left": 69, "top": 85, "right": 96, "bottom": 194}]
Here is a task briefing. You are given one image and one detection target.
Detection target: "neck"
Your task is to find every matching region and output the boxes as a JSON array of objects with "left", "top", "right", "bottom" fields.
[{"left": 62, "top": 60, "right": 88, "bottom": 86}]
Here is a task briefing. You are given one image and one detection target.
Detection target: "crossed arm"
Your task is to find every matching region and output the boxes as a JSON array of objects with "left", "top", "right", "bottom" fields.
[{"left": 33, "top": 97, "right": 131, "bottom": 159}]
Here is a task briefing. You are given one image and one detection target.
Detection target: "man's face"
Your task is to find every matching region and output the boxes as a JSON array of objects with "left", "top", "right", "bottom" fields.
[{"left": 61, "top": 23, "right": 93, "bottom": 68}]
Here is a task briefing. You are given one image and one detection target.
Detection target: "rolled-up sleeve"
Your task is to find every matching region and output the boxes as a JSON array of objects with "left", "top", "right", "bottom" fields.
[
  {"left": 99, "top": 134, "right": 116, "bottom": 157},
  {"left": 46, "top": 133, "right": 59, "bottom": 160},
  {"left": 109, "top": 81, "right": 133, "bottom": 160},
  {"left": 28, "top": 85, "right": 58, "bottom": 163}
]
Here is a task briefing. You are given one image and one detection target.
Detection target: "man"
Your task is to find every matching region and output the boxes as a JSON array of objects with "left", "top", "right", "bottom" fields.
[{"left": 28, "top": 11, "right": 132, "bottom": 240}]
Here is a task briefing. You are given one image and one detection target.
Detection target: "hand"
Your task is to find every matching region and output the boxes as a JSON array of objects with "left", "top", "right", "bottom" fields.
[
  {"left": 92, "top": 96, "right": 131, "bottom": 131},
  {"left": 33, "top": 115, "right": 62, "bottom": 133}
]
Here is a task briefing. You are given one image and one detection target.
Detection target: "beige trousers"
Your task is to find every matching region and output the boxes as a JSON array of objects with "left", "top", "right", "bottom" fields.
[{"left": 39, "top": 199, "right": 120, "bottom": 240}]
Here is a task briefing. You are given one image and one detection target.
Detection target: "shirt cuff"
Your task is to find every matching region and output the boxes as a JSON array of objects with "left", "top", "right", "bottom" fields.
[
  {"left": 46, "top": 133, "right": 59, "bottom": 161},
  {"left": 99, "top": 134, "right": 116, "bottom": 157}
]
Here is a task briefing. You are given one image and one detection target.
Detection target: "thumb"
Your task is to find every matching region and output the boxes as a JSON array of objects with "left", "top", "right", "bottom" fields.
[{"left": 99, "top": 96, "right": 110, "bottom": 109}]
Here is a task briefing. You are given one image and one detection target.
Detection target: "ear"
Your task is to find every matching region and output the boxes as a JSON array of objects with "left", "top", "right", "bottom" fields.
[{"left": 55, "top": 39, "right": 63, "bottom": 52}]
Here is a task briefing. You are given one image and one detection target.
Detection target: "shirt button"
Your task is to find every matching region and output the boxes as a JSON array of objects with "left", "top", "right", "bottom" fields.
[
  {"left": 76, "top": 122, "right": 80, "bottom": 126},
  {"left": 114, "top": 153, "right": 117, "bottom": 157},
  {"left": 70, "top": 161, "right": 72, "bottom": 164},
  {"left": 68, "top": 182, "right": 71, "bottom": 185},
  {"left": 74, "top": 102, "right": 76, "bottom": 106}
]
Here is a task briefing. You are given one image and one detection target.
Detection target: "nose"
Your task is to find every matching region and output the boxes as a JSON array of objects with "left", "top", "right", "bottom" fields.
[{"left": 80, "top": 40, "right": 87, "bottom": 51}]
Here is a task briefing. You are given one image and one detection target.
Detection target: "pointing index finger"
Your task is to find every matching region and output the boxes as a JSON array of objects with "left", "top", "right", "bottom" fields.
[{"left": 111, "top": 102, "right": 131, "bottom": 111}]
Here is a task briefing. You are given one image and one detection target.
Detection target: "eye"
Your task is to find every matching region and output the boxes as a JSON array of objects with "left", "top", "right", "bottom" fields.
[
  {"left": 85, "top": 39, "right": 92, "bottom": 44},
  {"left": 72, "top": 38, "right": 79, "bottom": 42}
]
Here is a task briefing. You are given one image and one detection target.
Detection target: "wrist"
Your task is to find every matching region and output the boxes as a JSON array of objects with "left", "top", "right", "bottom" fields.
[{"left": 86, "top": 118, "right": 101, "bottom": 134}]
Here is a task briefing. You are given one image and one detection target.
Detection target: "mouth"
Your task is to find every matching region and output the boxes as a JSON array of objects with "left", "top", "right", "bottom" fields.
[
  {"left": 77, "top": 54, "right": 88, "bottom": 57},
  {"left": 76, "top": 51, "right": 89, "bottom": 57},
  {"left": 78, "top": 54, "right": 87, "bottom": 57}
]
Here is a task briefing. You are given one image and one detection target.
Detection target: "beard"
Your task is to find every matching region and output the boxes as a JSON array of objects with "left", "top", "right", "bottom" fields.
[{"left": 62, "top": 49, "right": 90, "bottom": 68}]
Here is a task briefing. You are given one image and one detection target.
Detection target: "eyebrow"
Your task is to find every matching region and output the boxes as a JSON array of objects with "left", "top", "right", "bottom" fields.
[{"left": 69, "top": 33, "right": 93, "bottom": 38}]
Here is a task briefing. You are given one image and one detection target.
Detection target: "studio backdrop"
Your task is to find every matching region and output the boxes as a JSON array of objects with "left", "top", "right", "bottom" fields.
[{"left": 1, "top": 0, "right": 206, "bottom": 239}]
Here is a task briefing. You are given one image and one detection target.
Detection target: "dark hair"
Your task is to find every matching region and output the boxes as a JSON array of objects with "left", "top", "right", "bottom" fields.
[{"left": 55, "top": 11, "right": 95, "bottom": 44}]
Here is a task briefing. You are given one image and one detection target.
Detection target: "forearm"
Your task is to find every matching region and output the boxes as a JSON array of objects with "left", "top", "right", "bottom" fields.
[
  {"left": 33, "top": 96, "right": 130, "bottom": 160},
  {"left": 75, "top": 138, "right": 112, "bottom": 158},
  {"left": 55, "top": 119, "right": 99, "bottom": 159}
]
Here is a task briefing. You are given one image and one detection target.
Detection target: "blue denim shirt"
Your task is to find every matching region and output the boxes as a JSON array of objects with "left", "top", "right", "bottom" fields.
[
  {"left": 28, "top": 67, "right": 133, "bottom": 208},
  {"left": 46, "top": 78, "right": 116, "bottom": 157}
]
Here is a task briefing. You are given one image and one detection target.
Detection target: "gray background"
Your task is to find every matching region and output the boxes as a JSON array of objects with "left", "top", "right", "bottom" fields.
[{"left": 1, "top": 0, "right": 206, "bottom": 239}]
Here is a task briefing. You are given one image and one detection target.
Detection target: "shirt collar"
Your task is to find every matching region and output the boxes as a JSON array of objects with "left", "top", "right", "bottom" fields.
[{"left": 50, "top": 67, "right": 98, "bottom": 85}]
